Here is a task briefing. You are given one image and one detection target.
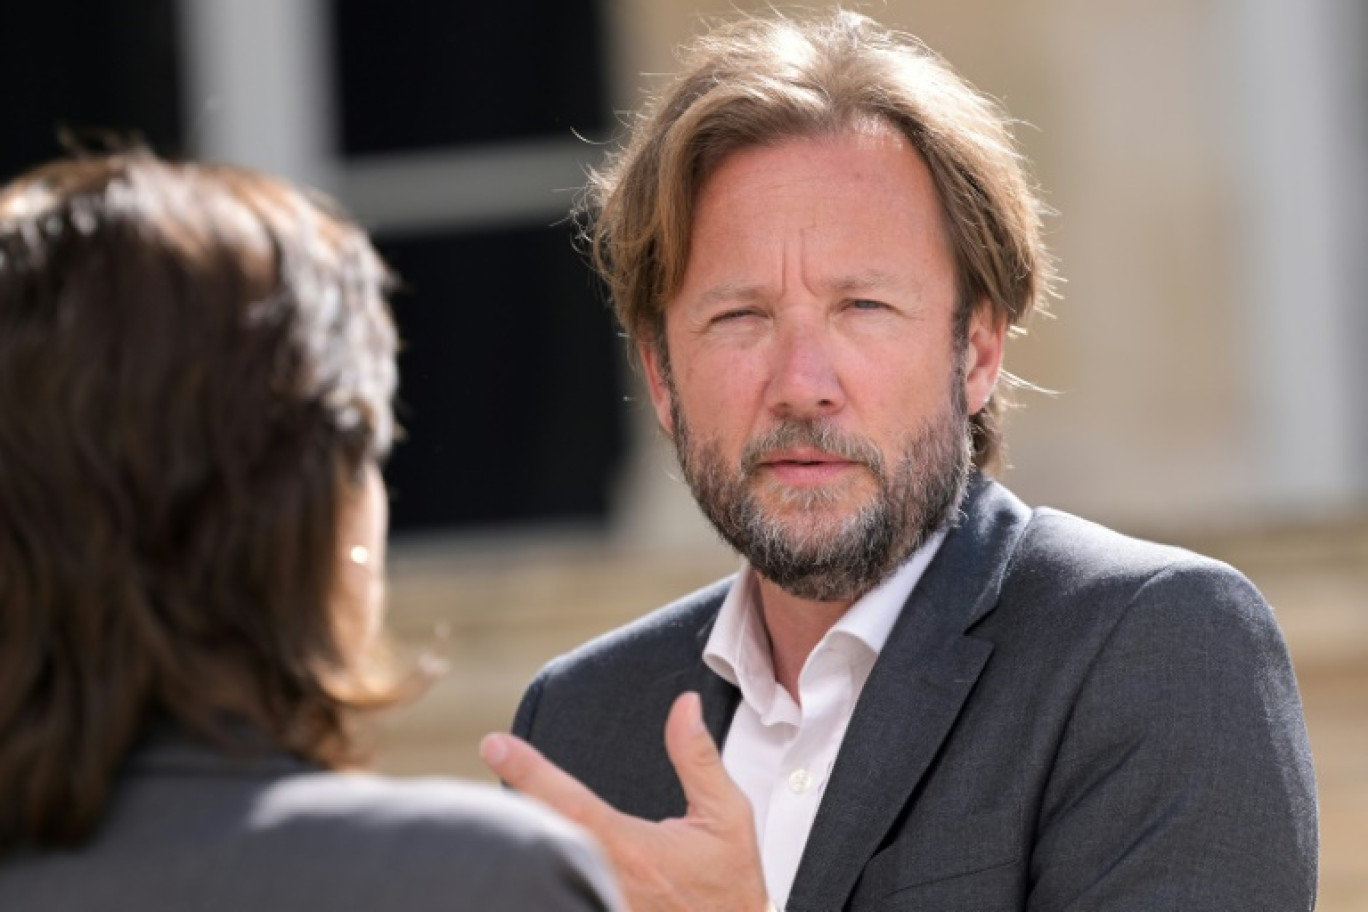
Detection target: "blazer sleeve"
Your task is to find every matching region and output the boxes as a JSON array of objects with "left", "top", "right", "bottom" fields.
[
  {"left": 1027, "top": 560, "right": 1318, "bottom": 911},
  {"left": 512, "top": 665, "right": 548, "bottom": 742}
]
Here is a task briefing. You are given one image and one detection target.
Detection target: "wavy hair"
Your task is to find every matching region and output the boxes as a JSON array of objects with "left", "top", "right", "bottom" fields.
[
  {"left": 584, "top": 9, "right": 1055, "bottom": 473},
  {"left": 0, "top": 150, "right": 400, "bottom": 850}
]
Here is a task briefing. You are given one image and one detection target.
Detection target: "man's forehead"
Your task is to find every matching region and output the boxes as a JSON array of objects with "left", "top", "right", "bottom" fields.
[{"left": 678, "top": 131, "right": 949, "bottom": 276}]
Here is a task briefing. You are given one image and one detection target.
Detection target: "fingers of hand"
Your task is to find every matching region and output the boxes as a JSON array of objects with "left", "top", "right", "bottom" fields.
[
  {"left": 663, "top": 692, "right": 749, "bottom": 824},
  {"left": 479, "top": 733, "right": 615, "bottom": 833}
]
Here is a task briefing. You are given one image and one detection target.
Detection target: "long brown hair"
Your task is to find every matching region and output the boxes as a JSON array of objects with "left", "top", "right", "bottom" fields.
[
  {"left": 0, "top": 150, "right": 400, "bottom": 850},
  {"left": 583, "top": 9, "right": 1056, "bottom": 473}
]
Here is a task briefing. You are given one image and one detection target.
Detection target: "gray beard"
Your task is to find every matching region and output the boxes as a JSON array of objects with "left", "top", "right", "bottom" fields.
[{"left": 671, "top": 385, "right": 972, "bottom": 603}]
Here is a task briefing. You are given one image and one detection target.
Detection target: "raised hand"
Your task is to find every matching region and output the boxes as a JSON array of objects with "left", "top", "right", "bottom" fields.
[{"left": 480, "top": 692, "right": 772, "bottom": 912}]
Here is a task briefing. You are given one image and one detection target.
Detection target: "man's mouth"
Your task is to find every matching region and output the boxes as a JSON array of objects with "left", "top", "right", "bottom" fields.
[
  {"left": 756, "top": 449, "right": 860, "bottom": 484},
  {"left": 760, "top": 447, "right": 853, "bottom": 465}
]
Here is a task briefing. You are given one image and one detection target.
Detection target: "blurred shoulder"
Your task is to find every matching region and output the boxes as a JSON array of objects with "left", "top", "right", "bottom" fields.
[
  {"left": 0, "top": 765, "right": 620, "bottom": 911},
  {"left": 250, "top": 771, "right": 620, "bottom": 908},
  {"left": 259, "top": 769, "right": 581, "bottom": 839}
]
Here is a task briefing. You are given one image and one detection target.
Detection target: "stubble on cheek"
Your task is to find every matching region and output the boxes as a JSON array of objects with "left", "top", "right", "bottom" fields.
[
  {"left": 675, "top": 413, "right": 890, "bottom": 558},
  {"left": 666, "top": 379, "right": 972, "bottom": 603}
]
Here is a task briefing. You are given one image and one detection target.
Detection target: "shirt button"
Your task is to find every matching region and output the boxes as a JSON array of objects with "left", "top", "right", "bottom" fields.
[{"left": 787, "top": 768, "right": 816, "bottom": 794}]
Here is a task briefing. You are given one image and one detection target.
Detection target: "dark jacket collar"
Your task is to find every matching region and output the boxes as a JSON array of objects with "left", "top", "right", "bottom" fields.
[
  {"left": 123, "top": 719, "right": 314, "bottom": 779},
  {"left": 783, "top": 476, "right": 1033, "bottom": 911}
]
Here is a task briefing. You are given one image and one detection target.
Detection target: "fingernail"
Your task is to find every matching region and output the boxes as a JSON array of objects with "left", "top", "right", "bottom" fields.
[{"left": 479, "top": 734, "right": 508, "bottom": 766}]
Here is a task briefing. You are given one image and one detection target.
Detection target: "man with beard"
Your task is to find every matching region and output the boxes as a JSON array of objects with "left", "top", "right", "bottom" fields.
[{"left": 480, "top": 10, "right": 1317, "bottom": 912}]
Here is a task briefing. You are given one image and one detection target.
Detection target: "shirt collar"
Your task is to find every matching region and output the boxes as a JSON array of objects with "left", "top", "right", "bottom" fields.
[
  {"left": 703, "top": 529, "right": 947, "bottom": 698},
  {"left": 832, "top": 528, "right": 946, "bottom": 654}
]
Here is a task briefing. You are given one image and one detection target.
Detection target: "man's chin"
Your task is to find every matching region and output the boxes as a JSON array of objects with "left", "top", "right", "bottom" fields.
[
  {"left": 750, "top": 507, "right": 870, "bottom": 551},
  {"left": 751, "top": 478, "right": 875, "bottom": 514}
]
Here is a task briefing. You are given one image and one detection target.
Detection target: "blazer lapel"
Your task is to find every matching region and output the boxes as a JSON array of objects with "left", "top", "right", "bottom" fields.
[
  {"left": 693, "top": 652, "right": 744, "bottom": 752},
  {"left": 680, "top": 598, "right": 743, "bottom": 754},
  {"left": 602, "top": 599, "right": 740, "bottom": 821},
  {"left": 786, "top": 478, "right": 1032, "bottom": 912}
]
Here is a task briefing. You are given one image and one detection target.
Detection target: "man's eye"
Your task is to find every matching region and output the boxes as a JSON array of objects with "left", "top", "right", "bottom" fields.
[
  {"left": 849, "top": 299, "right": 888, "bottom": 311},
  {"left": 712, "top": 308, "right": 760, "bottom": 323}
]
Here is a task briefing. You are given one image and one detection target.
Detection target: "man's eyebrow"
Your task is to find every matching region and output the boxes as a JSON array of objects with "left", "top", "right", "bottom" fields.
[
  {"left": 824, "top": 270, "right": 902, "bottom": 294},
  {"left": 698, "top": 281, "right": 769, "bottom": 305},
  {"left": 693, "top": 271, "right": 908, "bottom": 305}
]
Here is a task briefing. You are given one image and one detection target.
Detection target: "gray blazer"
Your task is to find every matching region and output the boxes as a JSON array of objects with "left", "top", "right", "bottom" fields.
[
  {"left": 0, "top": 729, "right": 622, "bottom": 912},
  {"left": 512, "top": 477, "right": 1318, "bottom": 911}
]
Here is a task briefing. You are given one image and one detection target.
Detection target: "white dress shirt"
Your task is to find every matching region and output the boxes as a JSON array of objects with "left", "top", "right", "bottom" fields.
[{"left": 702, "top": 532, "right": 945, "bottom": 910}]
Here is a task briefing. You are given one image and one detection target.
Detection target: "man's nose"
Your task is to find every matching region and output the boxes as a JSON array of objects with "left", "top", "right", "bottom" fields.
[{"left": 762, "top": 321, "right": 846, "bottom": 419}]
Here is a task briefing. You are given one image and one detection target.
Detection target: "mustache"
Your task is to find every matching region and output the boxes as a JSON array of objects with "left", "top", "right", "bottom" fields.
[{"left": 740, "top": 420, "right": 885, "bottom": 478}]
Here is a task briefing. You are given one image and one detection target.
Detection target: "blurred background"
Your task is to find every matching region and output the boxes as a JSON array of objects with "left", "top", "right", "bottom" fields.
[{"left": 4, "top": 0, "right": 1364, "bottom": 906}]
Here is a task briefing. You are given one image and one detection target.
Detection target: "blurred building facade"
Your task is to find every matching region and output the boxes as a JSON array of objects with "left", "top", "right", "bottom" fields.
[{"left": 4, "top": 0, "right": 1365, "bottom": 542}]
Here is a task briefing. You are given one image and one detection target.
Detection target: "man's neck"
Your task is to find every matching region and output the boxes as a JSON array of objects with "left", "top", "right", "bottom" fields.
[{"left": 755, "top": 577, "right": 855, "bottom": 702}]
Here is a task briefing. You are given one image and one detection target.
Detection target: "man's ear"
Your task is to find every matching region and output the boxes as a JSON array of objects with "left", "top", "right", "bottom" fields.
[
  {"left": 964, "top": 302, "right": 1006, "bottom": 416},
  {"left": 640, "top": 342, "right": 676, "bottom": 435}
]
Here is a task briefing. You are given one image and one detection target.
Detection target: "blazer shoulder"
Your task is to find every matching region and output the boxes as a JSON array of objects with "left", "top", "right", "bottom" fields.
[
  {"left": 1003, "top": 505, "right": 1284, "bottom": 647},
  {"left": 1017, "top": 506, "right": 1253, "bottom": 593},
  {"left": 998, "top": 512, "right": 1316, "bottom": 909}
]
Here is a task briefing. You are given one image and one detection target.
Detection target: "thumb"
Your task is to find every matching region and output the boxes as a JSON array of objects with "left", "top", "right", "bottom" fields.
[{"left": 663, "top": 691, "right": 748, "bottom": 823}]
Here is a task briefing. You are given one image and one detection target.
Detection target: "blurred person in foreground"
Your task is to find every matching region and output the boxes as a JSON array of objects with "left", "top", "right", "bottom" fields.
[
  {"left": 480, "top": 9, "right": 1318, "bottom": 911},
  {"left": 0, "top": 150, "right": 621, "bottom": 912}
]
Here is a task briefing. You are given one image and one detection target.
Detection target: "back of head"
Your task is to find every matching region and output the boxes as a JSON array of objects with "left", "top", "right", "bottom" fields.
[
  {"left": 0, "top": 150, "right": 398, "bottom": 850},
  {"left": 586, "top": 9, "right": 1054, "bottom": 472}
]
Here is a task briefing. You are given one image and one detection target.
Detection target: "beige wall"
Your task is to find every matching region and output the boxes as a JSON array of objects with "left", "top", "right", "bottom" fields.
[{"left": 604, "top": 0, "right": 1368, "bottom": 542}]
